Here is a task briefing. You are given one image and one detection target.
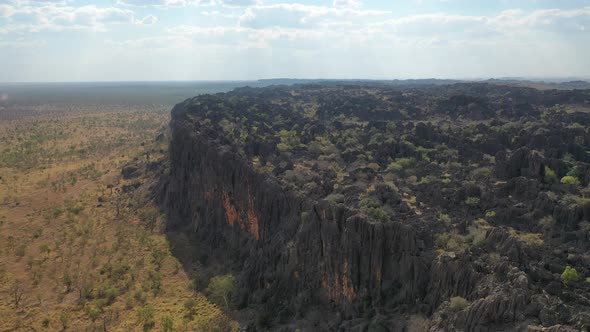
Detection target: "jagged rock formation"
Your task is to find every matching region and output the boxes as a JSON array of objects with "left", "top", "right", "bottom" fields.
[{"left": 158, "top": 83, "right": 590, "bottom": 331}]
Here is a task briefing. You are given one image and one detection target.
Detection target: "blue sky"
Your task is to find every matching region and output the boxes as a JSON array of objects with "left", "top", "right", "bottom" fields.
[{"left": 0, "top": 0, "right": 589, "bottom": 81}]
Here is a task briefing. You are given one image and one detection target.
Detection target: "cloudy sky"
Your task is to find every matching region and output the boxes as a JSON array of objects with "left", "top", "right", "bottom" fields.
[{"left": 0, "top": 0, "right": 589, "bottom": 82}]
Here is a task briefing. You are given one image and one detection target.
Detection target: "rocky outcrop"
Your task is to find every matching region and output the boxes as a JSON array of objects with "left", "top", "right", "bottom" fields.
[
  {"left": 157, "top": 84, "right": 590, "bottom": 330},
  {"left": 159, "top": 111, "right": 439, "bottom": 324}
]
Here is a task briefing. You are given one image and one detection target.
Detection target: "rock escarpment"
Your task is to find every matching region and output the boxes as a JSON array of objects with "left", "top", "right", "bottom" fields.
[
  {"left": 159, "top": 83, "right": 590, "bottom": 331},
  {"left": 161, "top": 114, "right": 432, "bottom": 322}
]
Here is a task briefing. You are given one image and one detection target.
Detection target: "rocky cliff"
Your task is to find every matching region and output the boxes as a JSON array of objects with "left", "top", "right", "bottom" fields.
[{"left": 159, "top": 84, "right": 590, "bottom": 331}]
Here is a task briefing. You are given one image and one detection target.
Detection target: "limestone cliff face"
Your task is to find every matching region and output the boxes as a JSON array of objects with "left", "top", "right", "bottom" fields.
[
  {"left": 160, "top": 104, "right": 437, "bottom": 320},
  {"left": 157, "top": 86, "right": 590, "bottom": 331}
]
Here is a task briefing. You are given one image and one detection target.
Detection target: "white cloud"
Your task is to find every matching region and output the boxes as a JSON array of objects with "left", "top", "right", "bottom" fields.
[
  {"left": 332, "top": 0, "right": 361, "bottom": 9},
  {"left": 139, "top": 6, "right": 590, "bottom": 52},
  {"left": 106, "top": 35, "right": 192, "bottom": 49},
  {"left": 369, "top": 7, "right": 590, "bottom": 44},
  {"left": 238, "top": 3, "right": 388, "bottom": 29},
  {"left": 0, "top": 4, "right": 136, "bottom": 32},
  {"left": 116, "top": 0, "right": 260, "bottom": 8},
  {"left": 166, "top": 25, "right": 268, "bottom": 47},
  {"left": 2, "top": 1, "right": 590, "bottom": 80},
  {"left": 166, "top": 23, "right": 369, "bottom": 50},
  {"left": 8, "top": 0, "right": 73, "bottom": 5},
  {"left": 0, "top": 4, "right": 17, "bottom": 17},
  {"left": 135, "top": 14, "right": 158, "bottom": 25},
  {"left": 116, "top": 0, "right": 214, "bottom": 7},
  {"left": 202, "top": 10, "right": 240, "bottom": 18},
  {"left": 517, "top": 7, "right": 590, "bottom": 33},
  {"left": 219, "top": 0, "right": 261, "bottom": 7}
]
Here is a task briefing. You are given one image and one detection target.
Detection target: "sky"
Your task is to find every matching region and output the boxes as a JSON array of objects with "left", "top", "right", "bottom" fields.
[{"left": 0, "top": 0, "right": 589, "bottom": 82}]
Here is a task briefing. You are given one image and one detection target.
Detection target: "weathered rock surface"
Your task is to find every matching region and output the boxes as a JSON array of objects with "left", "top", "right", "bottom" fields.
[{"left": 157, "top": 83, "right": 590, "bottom": 331}]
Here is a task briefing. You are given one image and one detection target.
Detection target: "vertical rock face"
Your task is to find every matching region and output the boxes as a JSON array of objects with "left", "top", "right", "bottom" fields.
[
  {"left": 161, "top": 111, "right": 433, "bottom": 318},
  {"left": 158, "top": 84, "right": 590, "bottom": 330}
]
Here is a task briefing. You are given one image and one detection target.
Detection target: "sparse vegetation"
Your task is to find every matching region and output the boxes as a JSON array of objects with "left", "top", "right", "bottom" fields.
[
  {"left": 386, "top": 157, "right": 416, "bottom": 174},
  {"left": 465, "top": 197, "right": 480, "bottom": 207},
  {"left": 2, "top": 78, "right": 590, "bottom": 331},
  {"left": 561, "top": 266, "right": 580, "bottom": 283},
  {"left": 437, "top": 213, "right": 451, "bottom": 227},
  {"left": 449, "top": 296, "right": 469, "bottom": 312},
  {"left": 561, "top": 176, "right": 581, "bottom": 185},
  {"left": 0, "top": 102, "right": 236, "bottom": 331},
  {"left": 206, "top": 274, "right": 236, "bottom": 309},
  {"left": 510, "top": 229, "right": 544, "bottom": 246},
  {"left": 544, "top": 166, "right": 558, "bottom": 184}
]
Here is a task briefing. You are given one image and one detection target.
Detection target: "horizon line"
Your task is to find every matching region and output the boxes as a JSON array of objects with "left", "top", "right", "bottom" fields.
[{"left": 1, "top": 76, "right": 590, "bottom": 85}]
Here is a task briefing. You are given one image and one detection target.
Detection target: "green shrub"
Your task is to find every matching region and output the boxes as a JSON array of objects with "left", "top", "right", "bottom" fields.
[
  {"left": 512, "top": 232, "right": 544, "bottom": 246},
  {"left": 134, "top": 290, "right": 147, "bottom": 303},
  {"left": 544, "top": 166, "right": 558, "bottom": 184},
  {"left": 151, "top": 248, "right": 167, "bottom": 271},
  {"left": 437, "top": 213, "right": 451, "bottom": 226},
  {"left": 386, "top": 157, "right": 416, "bottom": 173},
  {"left": 59, "top": 312, "right": 69, "bottom": 330},
  {"left": 63, "top": 273, "right": 73, "bottom": 292},
  {"left": 161, "top": 315, "right": 174, "bottom": 332},
  {"left": 561, "top": 266, "right": 579, "bottom": 283},
  {"left": 148, "top": 271, "right": 163, "bottom": 296},
  {"left": 449, "top": 296, "right": 469, "bottom": 312},
  {"left": 560, "top": 176, "right": 580, "bottom": 185},
  {"left": 567, "top": 165, "right": 584, "bottom": 179},
  {"left": 86, "top": 306, "right": 101, "bottom": 322},
  {"left": 435, "top": 232, "right": 467, "bottom": 252},
  {"left": 465, "top": 197, "right": 480, "bottom": 207},
  {"left": 366, "top": 206, "right": 389, "bottom": 222},
  {"left": 325, "top": 193, "right": 345, "bottom": 205},
  {"left": 138, "top": 305, "right": 155, "bottom": 331},
  {"left": 485, "top": 211, "right": 496, "bottom": 218},
  {"left": 206, "top": 274, "right": 235, "bottom": 309},
  {"left": 471, "top": 167, "right": 492, "bottom": 179},
  {"left": 419, "top": 175, "right": 438, "bottom": 184},
  {"left": 468, "top": 224, "right": 488, "bottom": 246},
  {"left": 184, "top": 298, "right": 197, "bottom": 318},
  {"left": 360, "top": 197, "right": 390, "bottom": 222}
]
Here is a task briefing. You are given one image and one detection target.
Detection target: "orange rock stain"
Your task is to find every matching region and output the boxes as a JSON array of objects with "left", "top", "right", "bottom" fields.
[{"left": 222, "top": 191, "right": 239, "bottom": 226}]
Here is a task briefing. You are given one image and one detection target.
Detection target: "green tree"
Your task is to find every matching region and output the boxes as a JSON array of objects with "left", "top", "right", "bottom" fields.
[
  {"left": 139, "top": 207, "right": 159, "bottom": 232},
  {"left": 63, "top": 273, "right": 73, "bottom": 293},
  {"left": 138, "top": 305, "right": 155, "bottom": 331},
  {"left": 561, "top": 176, "right": 580, "bottom": 185},
  {"left": 151, "top": 248, "right": 167, "bottom": 271},
  {"left": 184, "top": 298, "right": 197, "bottom": 318},
  {"left": 386, "top": 157, "right": 416, "bottom": 173},
  {"left": 10, "top": 281, "right": 25, "bottom": 307},
  {"left": 465, "top": 197, "right": 480, "bottom": 207},
  {"left": 87, "top": 306, "right": 101, "bottom": 322},
  {"left": 206, "top": 274, "right": 235, "bottom": 309},
  {"left": 60, "top": 312, "right": 69, "bottom": 330},
  {"left": 148, "top": 271, "right": 163, "bottom": 296},
  {"left": 544, "top": 166, "right": 558, "bottom": 184},
  {"left": 561, "top": 266, "right": 579, "bottom": 283},
  {"left": 161, "top": 315, "right": 174, "bottom": 332}
]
